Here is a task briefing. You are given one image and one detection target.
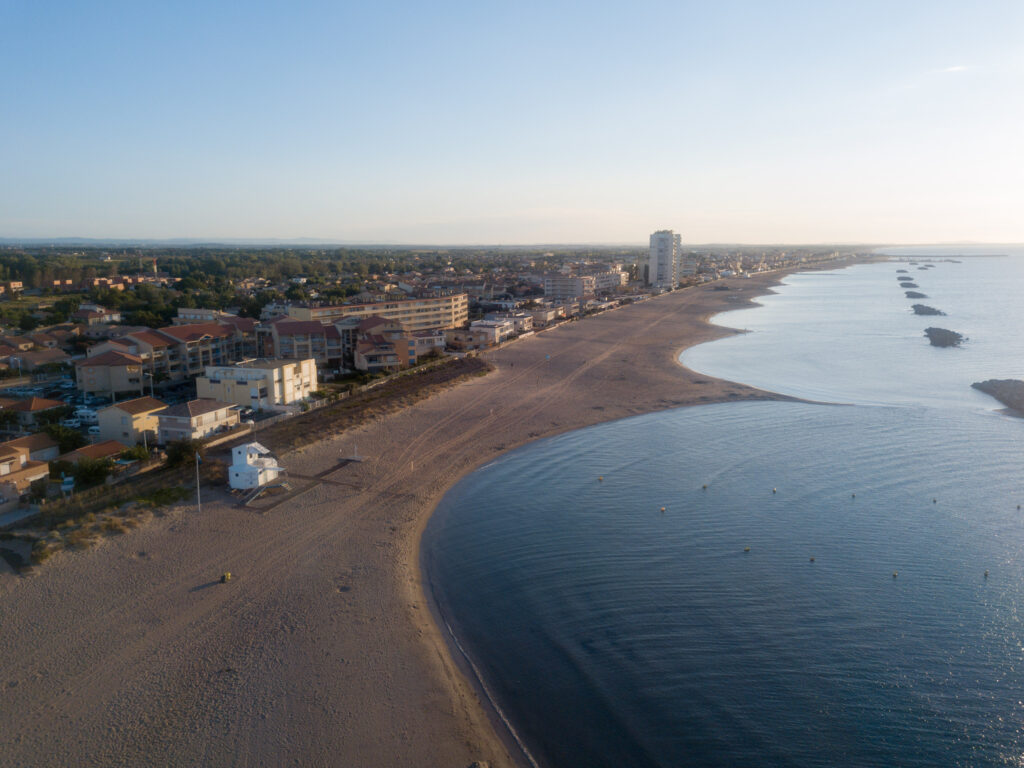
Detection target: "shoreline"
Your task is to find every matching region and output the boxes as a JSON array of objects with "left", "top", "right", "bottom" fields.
[
  {"left": 0, "top": 262, "right": 857, "bottom": 767},
  {"left": 417, "top": 267, "right": 843, "bottom": 767}
]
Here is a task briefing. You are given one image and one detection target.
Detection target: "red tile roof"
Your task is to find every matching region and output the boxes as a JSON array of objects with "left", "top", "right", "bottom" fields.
[
  {"left": 159, "top": 398, "right": 236, "bottom": 419},
  {"left": 75, "top": 350, "right": 143, "bottom": 367},
  {"left": 9, "top": 397, "right": 66, "bottom": 412},
  {"left": 125, "top": 330, "right": 175, "bottom": 348},
  {"left": 107, "top": 396, "right": 167, "bottom": 416},
  {"left": 158, "top": 323, "right": 233, "bottom": 342},
  {"left": 60, "top": 440, "right": 128, "bottom": 463}
]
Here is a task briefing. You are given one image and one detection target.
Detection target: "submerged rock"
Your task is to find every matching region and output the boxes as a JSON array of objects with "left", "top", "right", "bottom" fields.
[
  {"left": 905, "top": 291, "right": 928, "bottom": 299},
  {"left": 896, "top": 269, "right": 908, "bottom": 273},
  {"left": 911, "top": 304, "right": 945, "bottom": 316},
  {"left": 924, "top": 327, "right": 964, "bottom": 347},
  {"left": 900, "top": 282, "right": 919, "bottom": 288},
  {"left": 973, "top": 379, "right": 1024, "bottom": 413}
]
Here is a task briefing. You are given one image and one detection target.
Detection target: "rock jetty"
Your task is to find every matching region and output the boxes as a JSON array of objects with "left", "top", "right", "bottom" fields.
[
  {"left": 972, "top": 379, "right": 1024, "bottom": 413},
  {"left": 924, "top": 327, "right": 964, "bottom": 347},
  {"left": 912, "top": 304, "right": 945, "bottom": 316}
]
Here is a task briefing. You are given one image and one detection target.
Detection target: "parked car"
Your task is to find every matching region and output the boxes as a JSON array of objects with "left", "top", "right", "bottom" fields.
[
  {"left": 61, "top": 418, "right": 81, "bottom": 429},
  {"left": 74, "top": 408, "right": 99, "bottom": 425},
  {"left": 87, "top": 426, "right": 101, "bottom": 436}
]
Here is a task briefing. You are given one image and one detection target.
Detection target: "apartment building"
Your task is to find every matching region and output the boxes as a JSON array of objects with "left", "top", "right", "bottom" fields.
[
  {"left": 75, "top": 350, "right": 145, "bottom": 398},
  {"left": 543, "top": 274, "right": 597, "bottom": 300},
  {"left": 287, "top": 293, "right": 469, "bottom": 332},
  {"left": 196, "top": 359, "right": 317, "bottom": 410}
]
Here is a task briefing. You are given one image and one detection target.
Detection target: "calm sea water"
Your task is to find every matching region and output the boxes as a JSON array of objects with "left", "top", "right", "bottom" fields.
[{"left": 423, "top": 247, "right": 1024, "bottom": 768}]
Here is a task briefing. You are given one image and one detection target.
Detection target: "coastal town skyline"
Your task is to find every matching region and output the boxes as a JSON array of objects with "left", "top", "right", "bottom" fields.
[{"left": 4, "top": 1, "right": 1023, "bottom": 244}]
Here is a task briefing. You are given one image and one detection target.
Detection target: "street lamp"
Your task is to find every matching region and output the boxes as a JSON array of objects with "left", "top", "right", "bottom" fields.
[{"left": 143, "top": 372, "right": 154, "bottom": 398}]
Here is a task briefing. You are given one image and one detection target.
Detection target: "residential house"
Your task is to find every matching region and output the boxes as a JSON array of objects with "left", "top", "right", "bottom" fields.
[
  {"left": 59, "top": 440, "right": 129, "bottom": 465},
  {"left": 0, "top": 433, "right": 60, "bottom": 462},
  {"left": 7, "top": 397, "right": 66, "bottom": 429},
  {"left": 157, "top": 399, "right": 239, "bottom": 444},
  {"left": 0, "top": 442, "right": 49, "bottom": 493},
  {"left": 72, "top": 304, "right": 122, "bottom": 325},
  {"left": 13, "top": 349, "right": 71, "bottom": 372},
  {"left": 97, "top": 396, "right": 167, "bottom": 446}
]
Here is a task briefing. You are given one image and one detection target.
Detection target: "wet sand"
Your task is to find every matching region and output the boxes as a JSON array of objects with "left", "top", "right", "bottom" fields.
[{"left": 0, "top": 271, "right": 810, "bottom": 767}]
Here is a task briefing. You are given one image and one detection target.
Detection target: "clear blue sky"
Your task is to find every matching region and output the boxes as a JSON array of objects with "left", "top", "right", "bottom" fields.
[{"left": 2, "top": 0, "right": 1023, "bottom": 244}]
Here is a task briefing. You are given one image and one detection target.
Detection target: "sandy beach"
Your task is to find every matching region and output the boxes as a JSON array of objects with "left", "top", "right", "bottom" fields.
[{"left": 0, "top": 272, "right": 805, "bottom": 767}]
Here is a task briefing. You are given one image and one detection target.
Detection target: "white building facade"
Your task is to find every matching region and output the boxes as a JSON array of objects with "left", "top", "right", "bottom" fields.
[
  {"left": 647, "top": 230, "right": 682, "bottom": 289},
  {"left": 229, "top": 442, "right": 284, "bottom": 490}
]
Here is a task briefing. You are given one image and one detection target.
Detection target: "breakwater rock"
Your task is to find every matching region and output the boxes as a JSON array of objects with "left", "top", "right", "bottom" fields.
[
  {"left": 972, "top": 379, "right": 1024, "bottom": 413},
  {"left": 905, "top": 291, "right": 927, "bottom": 299},
  {"left": 924, "top": 328, "right": 964, "bottom": 347},
  {"left": 900, "top": 282, "right": 919, "bottom": 288},
  {"left": 912, "top": 304, "right": 945, "bottom": 316}
]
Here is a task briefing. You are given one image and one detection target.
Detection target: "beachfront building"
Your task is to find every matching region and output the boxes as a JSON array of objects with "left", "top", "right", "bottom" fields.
[
  {"left": 484, "top": 311, "right": 534, "bottom": 334},
  {"left": 527, "top": 306, "right": 563, "bottom": 328},
  {"left": 157, "top": 399, "right": 240, "bottom": 444},
  {"left": 469, "top": 319, "right": 515, "bottom": 345},
  {"left": 286, "top": 293, "right": 469, "bottom": 332},
  {"left": 196, "top": 359, "right": 317, "bottom": 411},
  {"left": 647, "top": 230, "right": 682, "bottom": 289},
  {"left": 96, "top": 396, "right": 167, "bottom": 446},
  {"left": 543, "top": 274, "right": 596, "bottom": 301},
  {"left": 228, "top": 442, "right": 284, "bottom": 490}
]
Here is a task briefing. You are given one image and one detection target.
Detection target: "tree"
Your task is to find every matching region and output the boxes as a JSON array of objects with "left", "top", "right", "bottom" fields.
[
  {"left": 165, "top": 438, "right": 205, "bottom": 468},
  {"left": 43, "top": 424, "right": 87, "bottom": 454},
  {"left": 73, "top": 457, "right": 112, "bottom": 488}
]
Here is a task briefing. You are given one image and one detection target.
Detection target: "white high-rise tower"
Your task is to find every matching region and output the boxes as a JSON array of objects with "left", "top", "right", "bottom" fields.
[{"left": 646, "top": 230, "right": 682, "bottom": 289}]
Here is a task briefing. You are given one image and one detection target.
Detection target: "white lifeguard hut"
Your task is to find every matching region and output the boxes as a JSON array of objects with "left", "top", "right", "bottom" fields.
[{"left": 229, "top": 442, "right": 284, "bottom": 490}]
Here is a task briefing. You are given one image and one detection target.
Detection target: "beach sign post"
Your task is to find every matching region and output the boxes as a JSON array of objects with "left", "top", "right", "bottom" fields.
[{"left": 195, "top": 451, "right": 202, "bottom": 514}]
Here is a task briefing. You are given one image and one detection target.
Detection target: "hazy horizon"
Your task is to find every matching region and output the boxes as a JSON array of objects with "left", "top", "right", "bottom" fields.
[{"left": 4, "top": 1, "right": 1022, "bottom": 244}]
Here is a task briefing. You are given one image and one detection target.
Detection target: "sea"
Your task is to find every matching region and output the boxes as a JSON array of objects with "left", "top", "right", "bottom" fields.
[{"left": 422, "top": 246, "right": 1024, "bottom": 768}]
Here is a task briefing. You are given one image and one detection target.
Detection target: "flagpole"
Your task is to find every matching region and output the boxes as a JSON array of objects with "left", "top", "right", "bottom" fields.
[{"left": 196, "top": 450, "right": 202, "bottom": 514}]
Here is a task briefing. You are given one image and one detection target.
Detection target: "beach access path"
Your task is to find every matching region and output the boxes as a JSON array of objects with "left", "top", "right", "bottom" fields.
[{"left": 0, "top": 271, "right": 806, "bottom": 768}]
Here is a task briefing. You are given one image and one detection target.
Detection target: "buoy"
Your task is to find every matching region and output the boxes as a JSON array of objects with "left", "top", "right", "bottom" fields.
[
  {"left": 660, "top": 506, "right": 666, "bottom": 512},
  {"left": 744, "top": 546, "right": 750, "bottom": 552},
  {"left": 598, "top": 476, "right": 603, "bottom": 482},
  {"left": 892, "top": 571, "right": 898, "bottom": 578}
]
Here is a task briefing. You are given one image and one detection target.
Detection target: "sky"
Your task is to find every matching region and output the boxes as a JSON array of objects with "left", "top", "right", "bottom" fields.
[{"left": 2, "top": 0, "right": 1023, "bottom": 245}]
